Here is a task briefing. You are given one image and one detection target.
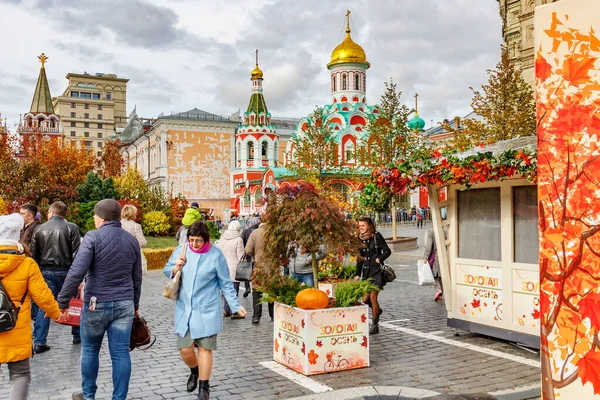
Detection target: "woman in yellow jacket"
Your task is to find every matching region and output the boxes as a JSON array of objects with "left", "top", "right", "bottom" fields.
[{"left": 0, "top": 213, "right": 60, "bottom": 400}]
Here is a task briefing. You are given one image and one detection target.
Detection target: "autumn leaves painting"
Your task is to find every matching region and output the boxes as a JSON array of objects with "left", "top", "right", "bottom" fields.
[{"left": 537, "top": 1, "right": 600, "bottom": 398}]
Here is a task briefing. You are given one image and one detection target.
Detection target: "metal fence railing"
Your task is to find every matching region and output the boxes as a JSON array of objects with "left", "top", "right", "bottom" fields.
[{"left": 364, "top": 208, "right": 433, "bottom": 228}]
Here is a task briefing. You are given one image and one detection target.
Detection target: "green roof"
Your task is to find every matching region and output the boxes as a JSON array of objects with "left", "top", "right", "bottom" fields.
[
  {"left": 247, "top": 93, "right": 268, "bottom": 115},
  {"left": 30, "top": 67, "right": 54, "bottom": 114}
]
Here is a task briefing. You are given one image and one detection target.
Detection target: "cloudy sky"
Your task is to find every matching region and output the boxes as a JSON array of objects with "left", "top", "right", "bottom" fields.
[{"left": 0, "top": 0, "right": 503, "bottom": 131}]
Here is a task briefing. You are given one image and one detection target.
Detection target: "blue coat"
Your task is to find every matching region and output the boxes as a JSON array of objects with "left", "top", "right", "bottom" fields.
[{"left": 163, "top": 244, "right": 241, "bottom": 339}]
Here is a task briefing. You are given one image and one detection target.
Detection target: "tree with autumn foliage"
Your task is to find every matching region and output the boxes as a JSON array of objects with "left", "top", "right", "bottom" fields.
[
  {"left": 537, "top": 13, "right": 600, "bottom": 399},
  {"left": 448, "top": 46, "right": 536, "bottom": 151},
  {"left": 288, "top": 107, "right": 341, "bottom": 189},
  {"left": 97, "top": 139, "right": 124, "bottom": 178},
  {"left": 255, "top": 182, "right": 362, "bottom": 290},
  {"left": 360, "top": 80, "right": 425, "bottom": 239}
]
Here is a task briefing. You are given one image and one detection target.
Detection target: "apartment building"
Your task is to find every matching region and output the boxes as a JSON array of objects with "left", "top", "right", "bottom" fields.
[{"left": 53, "top": 72, "right": 128, "bottom": 156}]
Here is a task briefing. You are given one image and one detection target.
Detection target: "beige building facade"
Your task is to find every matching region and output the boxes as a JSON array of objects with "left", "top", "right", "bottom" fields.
[
  {"left": 121, "top": 109, "right": 239, "bottom": 219},
  {"left": 53, "top": 72, "right": 128, "bottom": 156},
  {"left": 497, "top": 0, "right": 559, "bottom": 87}
]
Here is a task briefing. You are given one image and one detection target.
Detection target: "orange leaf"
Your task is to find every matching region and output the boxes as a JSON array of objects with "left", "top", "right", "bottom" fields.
[
  {"left": 578, "top": 292, "right": 600, "bottom": 330},
  {"left": 563, "top": 55, "right": 598, "bottom": 86},
  {"left": 274, "top": 338, "right": 279, "bottom": 353},
  {"left": 308, "top": 349, "right": 319, "bottom": 365},
  {"left": 577, "top": 349, "right": 600, "bottom": 394},
  {"left": 536, "top": 54, "right": 553, "bottom": 82}
]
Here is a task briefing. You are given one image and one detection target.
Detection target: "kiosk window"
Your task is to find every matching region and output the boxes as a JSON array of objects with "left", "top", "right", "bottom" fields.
[
  {"left": 458, "top": 188, "right": 501, "bottom": 261},
  {"left": 513, "top": 186, "right": 539, "bottom": 264}
]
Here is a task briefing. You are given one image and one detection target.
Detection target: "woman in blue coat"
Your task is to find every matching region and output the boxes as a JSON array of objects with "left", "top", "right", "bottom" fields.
[{"left": 164, "top": 221, "right": 246, "bottom": 400}]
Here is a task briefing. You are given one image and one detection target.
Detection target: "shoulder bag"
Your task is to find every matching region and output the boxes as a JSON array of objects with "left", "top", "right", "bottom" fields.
[
  {"left": 162, "top": 246, "right": 185, "bottom": 300},
  {"left": 235, "top": 254, "right": 254, "bottom": 282},
  {"left": 374, "top": 232, "right": 396, "bottom": 283}
]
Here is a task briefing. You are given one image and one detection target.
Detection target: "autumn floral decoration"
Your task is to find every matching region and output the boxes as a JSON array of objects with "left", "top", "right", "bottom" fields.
[{"left": 371, "top": 144, "right": 537, "bottom": 194}]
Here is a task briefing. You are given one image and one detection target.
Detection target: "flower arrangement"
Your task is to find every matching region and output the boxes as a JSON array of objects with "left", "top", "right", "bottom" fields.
[{"left": 372, "top": 145, "right": 537, "bottom": 194}]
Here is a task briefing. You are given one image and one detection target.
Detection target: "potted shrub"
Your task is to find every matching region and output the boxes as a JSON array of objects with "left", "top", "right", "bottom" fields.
[{"left": 254, "top": 182, "right": 373, "bottom": 375}]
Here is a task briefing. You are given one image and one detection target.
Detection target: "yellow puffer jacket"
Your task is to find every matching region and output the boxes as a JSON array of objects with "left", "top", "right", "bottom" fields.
[{"left": 0, "top": 245, "right": 60, "bottom": 363}]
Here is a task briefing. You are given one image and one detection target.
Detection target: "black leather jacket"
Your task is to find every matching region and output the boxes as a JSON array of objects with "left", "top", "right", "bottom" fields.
[{"left": 31, "top": 216, "right": 81, "bottom": 271}]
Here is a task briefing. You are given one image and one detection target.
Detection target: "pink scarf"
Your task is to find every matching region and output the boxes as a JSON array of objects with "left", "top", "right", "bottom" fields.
[{"left": 188, "top": 241, "right": 212, "bottom": 254}]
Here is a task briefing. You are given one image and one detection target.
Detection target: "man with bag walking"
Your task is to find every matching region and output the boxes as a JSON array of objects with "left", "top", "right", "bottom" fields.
[
  {"left": 245, "top": 221, "right": 273, "bottom": 324},
  {"left": 57, "top": 199, "right": 142, "bottom": 400},
  {"left": 30, "top": 201, "right": 81, "bottom": 353}
]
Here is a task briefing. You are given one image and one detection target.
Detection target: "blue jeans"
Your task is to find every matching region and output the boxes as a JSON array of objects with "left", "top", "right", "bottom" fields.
[
  {"left": 33, "top": 270, "right": 80, "bottom": 345},
  {"left": 80, "top": 300, "right": 134, "bottom": 400},
  {"left": 223, "top": 282, "right": 240, "bottom": 314},
  {"left": 291, "top": 272, "right": 315, "bottom": 287}
]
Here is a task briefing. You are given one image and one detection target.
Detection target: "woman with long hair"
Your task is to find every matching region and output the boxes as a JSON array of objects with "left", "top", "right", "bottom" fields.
[
  {"left": 354, "top": 216, "right": 391, "bottom": 335},
  {"left": 164, "top": 221, "right": 246, "bottom": 400}
]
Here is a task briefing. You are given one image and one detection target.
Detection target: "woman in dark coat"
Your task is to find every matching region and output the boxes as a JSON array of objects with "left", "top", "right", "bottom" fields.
[{"left": 354, "top": 217, "right": 391, "bottom": 335}]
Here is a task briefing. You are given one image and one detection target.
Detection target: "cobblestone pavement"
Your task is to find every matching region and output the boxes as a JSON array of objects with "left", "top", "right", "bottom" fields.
[{"left": 0, "top": 260, "right": 540, "bottom": 400}]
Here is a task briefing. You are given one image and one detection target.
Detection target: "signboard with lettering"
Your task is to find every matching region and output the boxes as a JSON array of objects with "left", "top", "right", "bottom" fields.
[
  {"left": 456, "top": 264, "right": 503, "bottom": 324},
  {"left": 511, "top": 269, "right": 539, "bottom": 335},
  {"left": 273, "top": 303, "right": 369, "bottom": 375}
]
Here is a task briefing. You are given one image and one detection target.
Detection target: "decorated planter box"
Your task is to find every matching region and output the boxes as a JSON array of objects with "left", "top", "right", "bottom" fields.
[
  {"left": 318, "top": 282, "right": 341, "bottom": 298},
  {"left": 273, "top": 302, "right": 369, "bottom": 375}
]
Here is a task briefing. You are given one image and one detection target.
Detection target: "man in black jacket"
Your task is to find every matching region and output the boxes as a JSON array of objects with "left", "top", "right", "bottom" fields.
[
  {"left": 57, "top": 199, "right": 142, "bottom": 400},
  {"left": 31, "top": 201, "right": 81, "bottom": 353}
]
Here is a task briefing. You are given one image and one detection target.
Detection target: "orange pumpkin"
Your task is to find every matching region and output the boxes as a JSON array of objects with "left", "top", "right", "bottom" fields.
[{"left": 295, "top": 288, "right": 329, "bottom": 310}]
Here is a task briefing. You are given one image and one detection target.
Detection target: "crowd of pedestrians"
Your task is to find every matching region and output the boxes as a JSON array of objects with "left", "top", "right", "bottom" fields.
[{"left": 0, "top": 198, "right": 438, "bottom": 400}]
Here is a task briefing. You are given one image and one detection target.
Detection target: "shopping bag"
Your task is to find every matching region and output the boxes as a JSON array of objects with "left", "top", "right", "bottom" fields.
[
  {"left": 162, "top": 271, "right": 181, "bottom": 300},
  {"left": 417, "top": 260, "right": 434, "bottom": 286},
  {"left": 58, "top": 283, "right": 84, "bottom": 327}
]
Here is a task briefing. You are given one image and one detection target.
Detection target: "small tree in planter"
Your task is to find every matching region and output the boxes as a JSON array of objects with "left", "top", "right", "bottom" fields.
[
  {"left": 254, "top": 182, "right": 362, "bottom": 290},
  {"left": 255, "top": 183, "right": 372, "bottom": 376}
]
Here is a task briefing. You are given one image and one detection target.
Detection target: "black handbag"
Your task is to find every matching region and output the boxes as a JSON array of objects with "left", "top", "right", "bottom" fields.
[
  {"left": 235, "top": 254, "right": 254, "bottom": 282},
  {"left": 381, "top": 264, "right": 397, "bottom": 283}
]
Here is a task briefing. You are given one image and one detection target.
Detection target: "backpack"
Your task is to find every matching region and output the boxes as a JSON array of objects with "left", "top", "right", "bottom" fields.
[{"left": 0, "top": 249, "right": 28, "bottom": 332}]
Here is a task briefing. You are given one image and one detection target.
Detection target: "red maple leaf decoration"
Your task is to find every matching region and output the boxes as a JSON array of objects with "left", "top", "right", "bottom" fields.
[
  {"left": 361, "top": 335, "right": 368, "bottom": 348},
  {"left": 578, "top": 292, "right": 600, "bottom": 330},
  {"left": 301, "top": 319, "right": 305, "bottom": 328},
  {"left": 577, "top": 349, "right": 600, "bottom": 394},
  {"left": 274, "top": 339, "right": 279, "bottom": 353},
  {"left": 536, "top": 54, "right": 553, "bottom": 83},
  {"left": 301, "top": 342, "right": 306, "bottom": 355},
  {"left": 531, "top": 309, "right": 541, "bottom": 320},
  {"left": 471, "top": 299, "right": 481, "bottom": 308},
  {"left": 308, "top": 350, "right": 319, "bottom": 365},
  {"left": 278, "top": 332, "right": 281, "bottom": 338},
  {"left": 326, "top": 289, "right": 331, "bottom": 295},
  {"left": 316, "top": 340, "right": 323, "bottom": 348},
  {"left": 361, "top": 314, "right": 367, "bottom": 323}
]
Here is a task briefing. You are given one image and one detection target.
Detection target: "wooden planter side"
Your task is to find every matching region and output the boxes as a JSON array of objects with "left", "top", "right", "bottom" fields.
[{"left": 273, "top": 303, "right": 370, "bottom": 375}]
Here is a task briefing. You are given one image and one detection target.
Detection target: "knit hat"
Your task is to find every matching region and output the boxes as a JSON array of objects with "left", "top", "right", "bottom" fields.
[
  {"left": 191, "top": 202, "right": 199, "bottom": 208},
  {"left": 0, "top": 213, "right": 24, "bottom": 241},
  {"left": 94, "top": 199, "right": 121, "bottom": 221},
  {"left": 228, "top": 220, "right": 241, "bottom": 232}
]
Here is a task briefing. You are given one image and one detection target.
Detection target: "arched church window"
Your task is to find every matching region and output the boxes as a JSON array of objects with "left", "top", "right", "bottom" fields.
[
  {"left": 244, "top": 190, "right": 251, "bottom": 206},
  {"left": 332, "top": 183, "right": 350, "bottom": 203},
  {"left": 342, "top": 73, "right": 347, "bottom": 90},
  {"left": 363, "top": 75, "right": 366, "bottom": 92},
  {"left": 354, "top": 74, "right": 360, "bottom": 90},
  {"left": 248, "top": 142, "right": 255, "bottom": 159},
  {"left": 254, "top": 188, "right": 263, "bottom": 205},
  {"left": 345, "top": 141, "right": 355, "bottom": 163},
  {"left": 274, "top": 141, "right": 279, "bottom": 165},
  {"left": 261, "top": 141, "right": 268, "bottom": 160},
  {"left": 332, "top": 75, "right": 336, "bottom": 92}
]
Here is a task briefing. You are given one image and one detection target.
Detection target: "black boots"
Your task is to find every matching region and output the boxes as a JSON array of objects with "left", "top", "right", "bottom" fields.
[
  {"left": 198, "top": 380, "right": 210, "bottom": 400},
  {"left": 187, "top": 366, "right": 199, "bottom": 392},
  {"left": 370, "top": 308, "right": 383, "bottom": 335}
]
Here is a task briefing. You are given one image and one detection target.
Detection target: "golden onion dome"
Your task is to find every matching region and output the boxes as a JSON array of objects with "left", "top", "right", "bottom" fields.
[
  {"left": 251, "top": 64, "right": 263, "bottom": 80},
  {"left": 251, "top": 49, "right": 264, "bottom": 80},
  {"left": 327, "top": 15, "right": 369, "bottom": 69}
]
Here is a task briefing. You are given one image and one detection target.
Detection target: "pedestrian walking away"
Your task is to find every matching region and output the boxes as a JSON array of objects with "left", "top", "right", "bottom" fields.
[
  {"left": 0, "top": 213, "right": 61, "bottom": 400},
  {"left": 120, "top": 204, "right": 148, "bottom": 275},
  {"left": 245, "top": 221, "right": 273, "bottom": 324},
  {"left": 30, "top": 201, "right": 81, "bottom": 351},
  {"left": 424, "top": 229, "right": 443, "bottom": 301},
  {"left": 241, "top": 216, "right": 260, "bottom": 297},
  {"left": 57, "top": 199, "right": 142, "bottom": 400},
  {"left": 215, "top": 220, "right": 245, "bottom": 319},
  {"left": 355, "top": 216, "right": 391, "bottom": 335},
  {"left": 19, "top": 203, "right": 42, "bottom": 320},
  {"left": 164, "top": 221, "right": 247, "bottom": 400}
]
